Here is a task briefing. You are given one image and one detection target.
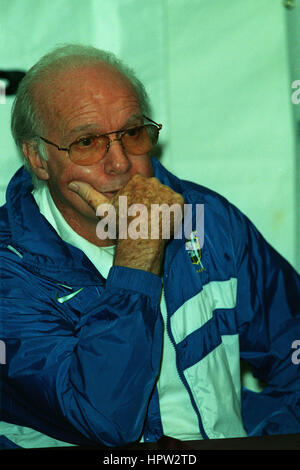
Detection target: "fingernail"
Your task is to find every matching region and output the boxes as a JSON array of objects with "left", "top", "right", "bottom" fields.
[{"left": 68, "top": 182, "right": 79, "bottom": 193}]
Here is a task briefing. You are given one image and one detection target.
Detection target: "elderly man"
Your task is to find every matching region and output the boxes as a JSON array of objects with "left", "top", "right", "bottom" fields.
[{"left": 0, "top": 44, "right": 300, "bottom": 448}]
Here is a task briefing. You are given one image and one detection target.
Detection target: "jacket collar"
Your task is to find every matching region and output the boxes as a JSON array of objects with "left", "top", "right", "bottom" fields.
[{"left": 5, "top": 166, "right": 102, "bottom": 284}]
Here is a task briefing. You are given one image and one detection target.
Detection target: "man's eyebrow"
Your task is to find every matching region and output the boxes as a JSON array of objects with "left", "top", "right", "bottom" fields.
[
  {"left": 123, "top": 114, "right": 144, "bottom": 127},
  {"left": 67, "top": 123, "right": 101, "bottom": 138}
]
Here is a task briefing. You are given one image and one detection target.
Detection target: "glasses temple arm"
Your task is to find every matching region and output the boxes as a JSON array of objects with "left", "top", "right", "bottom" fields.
[
  {"left": 143, "top": 115, "right": 162, "bottom": 130},
  {"left": 39, "top": 136, "right": 68, "bottom": 151}
]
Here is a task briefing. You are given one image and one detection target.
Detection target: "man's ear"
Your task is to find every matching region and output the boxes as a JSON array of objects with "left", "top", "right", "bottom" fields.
[{"left": 22, "top": 141, "right": 50, "bottom": 180}]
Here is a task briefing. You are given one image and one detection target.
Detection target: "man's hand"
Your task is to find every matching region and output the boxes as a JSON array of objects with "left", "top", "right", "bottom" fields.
[{"left": 68, "top": 175, "right": 184, "bottom": 275}]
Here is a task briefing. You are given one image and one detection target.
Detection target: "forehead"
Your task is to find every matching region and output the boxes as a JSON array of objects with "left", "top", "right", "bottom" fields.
[{"left": 34, "top": 63, "right": 141, "bottom": 137}]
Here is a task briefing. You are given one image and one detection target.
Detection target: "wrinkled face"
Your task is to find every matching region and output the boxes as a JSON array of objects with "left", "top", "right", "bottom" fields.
[{"left": 33, "top": 63, "right": 153, "bottom": 224}]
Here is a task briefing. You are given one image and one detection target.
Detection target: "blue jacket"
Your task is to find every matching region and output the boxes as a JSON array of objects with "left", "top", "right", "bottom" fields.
[{"left": 1, "top": 158, "right": 300, "bottom": 447}]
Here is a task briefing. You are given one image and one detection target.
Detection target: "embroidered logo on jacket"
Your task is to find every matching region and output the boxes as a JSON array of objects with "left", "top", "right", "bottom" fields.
[{"left": 185, "top": 231, "right": 205, "bottom": 272}]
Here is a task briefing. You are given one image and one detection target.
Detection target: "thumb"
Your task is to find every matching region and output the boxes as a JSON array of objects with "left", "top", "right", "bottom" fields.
[{"left": 68, "top": 181, "right": 109, "bottom": 211}]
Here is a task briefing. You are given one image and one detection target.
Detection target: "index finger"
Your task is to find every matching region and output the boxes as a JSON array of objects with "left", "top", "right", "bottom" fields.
[{"left": 68, "top": 181, "right": 109, "bottom": 211}]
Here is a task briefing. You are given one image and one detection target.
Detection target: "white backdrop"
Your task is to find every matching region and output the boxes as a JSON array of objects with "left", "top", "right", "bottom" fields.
[{"left": 0, "top": 0, "right": 298, "bottom": 272}]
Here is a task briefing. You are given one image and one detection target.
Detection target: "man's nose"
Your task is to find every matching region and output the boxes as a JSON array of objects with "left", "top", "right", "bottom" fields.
[{"left": 103, "top": 136, "right": 131, "bottom": 175}]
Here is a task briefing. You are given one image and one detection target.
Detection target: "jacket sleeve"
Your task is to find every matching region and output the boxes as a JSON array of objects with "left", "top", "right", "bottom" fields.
[
  {"left": 0, "top": 262, "right": 163, "bottom": 447},
  {"left": 228, "top": 204, "right": 300, "bottom": 436}
]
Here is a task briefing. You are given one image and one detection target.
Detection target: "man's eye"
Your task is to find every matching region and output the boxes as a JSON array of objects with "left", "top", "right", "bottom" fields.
[
  {"left": 126, "top": 127, "right": 141, "bottom": 137},
  {"left": 77, "top": 137, "right": 95, "bottom": 147}
]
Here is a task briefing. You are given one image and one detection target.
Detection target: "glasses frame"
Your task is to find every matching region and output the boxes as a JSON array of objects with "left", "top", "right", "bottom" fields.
[{"left": 38, "top": 115, "right": 162, "bottom": 163}]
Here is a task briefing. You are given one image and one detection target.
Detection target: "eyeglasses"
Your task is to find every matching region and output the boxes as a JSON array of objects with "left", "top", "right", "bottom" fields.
[{"left": 38, "top": 115, "right": 162, "bottom": 166}]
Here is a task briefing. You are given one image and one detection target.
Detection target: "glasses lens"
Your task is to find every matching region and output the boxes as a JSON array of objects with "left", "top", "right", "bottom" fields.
[
  {"left": 122, "top": 125, "right": 159, "bottom": 155},
  {"left": 69, "top": 136, "right": 108, "bottom": 166}
]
